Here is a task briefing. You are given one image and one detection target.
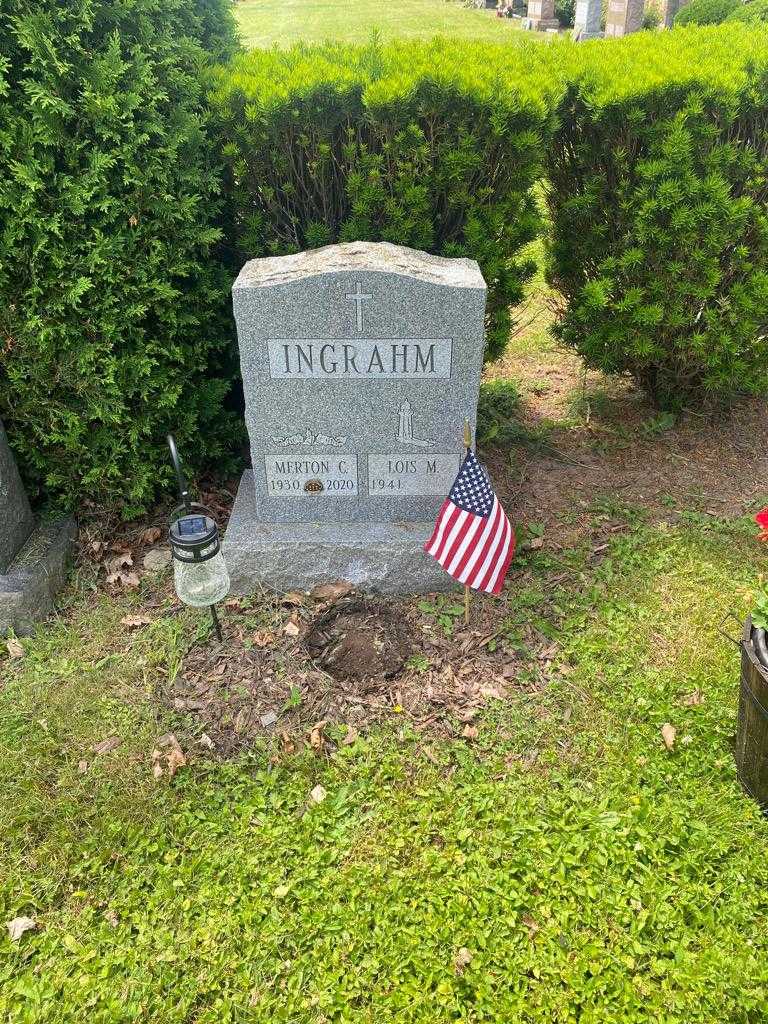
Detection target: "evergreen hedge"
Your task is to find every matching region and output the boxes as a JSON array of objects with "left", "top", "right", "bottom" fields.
[
  {"left": 727, "top": 0, "right": 768, "bottom": 22},
  {"left": 209, "top": 38, "right": 561, "bottom": 363},
  {"left": 547, "top": 26, "right": 768, "bottom": 406},
  {"left": 673, "top": 0, "right": 739, "bottom": 24},
  {"left": 6, "top": 16, "right": 768, "bottom": 513},
  {"left": 0, "top": 0, "right": 239, "bottom": 514}
]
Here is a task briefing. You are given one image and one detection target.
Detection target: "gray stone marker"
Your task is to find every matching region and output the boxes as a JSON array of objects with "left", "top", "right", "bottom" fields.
[
  {"left": 524, "top": 0, "right": 561, "bottom": 31},
  {"left": 0, "top": 420, "right": 34, "bottom": 574},
  {"left": 0, "top": 421, "right": 77, "bottom": 635},
  {"left": 224, "top": 241, "right": 487, "bottom": 594},
  {"left": 573, "top": 0, "right": 602, "bottom": 37},
  {"left": 661, "top": 0, "right": 686, "bottom": 25},
  {"left": 605, "top": 0, "right": 644, "bottom": 35}
]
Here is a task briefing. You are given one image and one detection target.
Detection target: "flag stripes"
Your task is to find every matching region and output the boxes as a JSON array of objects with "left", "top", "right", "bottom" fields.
[{"left": 424, "top": 451, "right": 515, "bottom": 595}]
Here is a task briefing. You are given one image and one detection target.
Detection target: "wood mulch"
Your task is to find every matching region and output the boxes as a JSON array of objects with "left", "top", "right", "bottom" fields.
[{"left": 162, "top": 584, "right": 554, "bottom": 757}]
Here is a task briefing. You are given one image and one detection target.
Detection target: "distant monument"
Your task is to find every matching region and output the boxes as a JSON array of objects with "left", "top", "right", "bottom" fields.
[
  {"left": 224, "top": 242, "right": 487, "bottom": 594},
  {"left": 524, "top": 0, "right": 561, "bottom": 30},
  {"left": 605, "top": 0, "right": 644, "bottom": 35}
]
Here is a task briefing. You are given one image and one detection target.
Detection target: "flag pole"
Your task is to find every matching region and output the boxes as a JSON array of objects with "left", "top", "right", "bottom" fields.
[{"left": 463, "top": 418, "right": 472, "bottom": 625}]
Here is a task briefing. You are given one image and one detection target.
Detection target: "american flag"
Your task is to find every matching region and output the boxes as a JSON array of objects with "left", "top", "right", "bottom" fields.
[{"left": 424, "top": 450, "right": 515, "bottom": 595}]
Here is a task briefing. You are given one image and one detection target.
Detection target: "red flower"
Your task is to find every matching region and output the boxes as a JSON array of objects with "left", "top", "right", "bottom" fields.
[{"left": 756, "top": 508, "right": 768, "bottom": 542}]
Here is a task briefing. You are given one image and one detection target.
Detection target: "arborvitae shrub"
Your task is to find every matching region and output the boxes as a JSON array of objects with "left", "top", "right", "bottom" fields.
[
  {"left": 547, "top": 26, "right": 768, "bottom": 407},
  {"left": 0, "top": 0, "right": 239, "bottom": 515},
  {"left": 210, "top": 38, "right": 561, "bottom": 363},
  {"left": 674, "top": 0, "right": 739, "bottom": 23},
  {"left": 183, "top": 0, "right": 241, "bottom": 61}
]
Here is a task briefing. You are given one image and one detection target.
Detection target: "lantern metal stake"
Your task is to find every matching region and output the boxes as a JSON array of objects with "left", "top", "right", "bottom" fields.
[
  {"left": 209, "top": 604, "right": 223, "bottom": 643},
  {"left": 167, "top": 435, "right": 230, "bottom": 642}
]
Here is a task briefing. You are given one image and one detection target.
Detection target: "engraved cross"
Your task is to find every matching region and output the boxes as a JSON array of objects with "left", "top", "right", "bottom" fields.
[{"left": 345, "top": 281, "right": 372, "bottom": 333}]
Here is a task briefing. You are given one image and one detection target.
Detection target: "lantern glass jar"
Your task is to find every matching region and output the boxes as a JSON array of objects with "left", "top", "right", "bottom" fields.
[
  {"left": 169, "top": 511, "right": 230, "bottom": 608},
  {"left": 173, "top": 549, "right": 230, "bottom": 607}
]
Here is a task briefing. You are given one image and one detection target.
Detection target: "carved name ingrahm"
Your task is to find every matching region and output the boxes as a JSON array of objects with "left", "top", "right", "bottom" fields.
[{"left": 267, "top": 338, "right": 452, "bottom": 380}]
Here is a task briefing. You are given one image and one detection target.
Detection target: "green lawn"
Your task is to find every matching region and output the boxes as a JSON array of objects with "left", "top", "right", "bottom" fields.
[
  {"left": 3, "top": 504, "right": 768, "bottom": 1020},
  {"left": 3, "top": 243, "right": 768, "bottom": 1019},
  {"left": 234, "top": 0, "right": 532, "bottom": 48}
]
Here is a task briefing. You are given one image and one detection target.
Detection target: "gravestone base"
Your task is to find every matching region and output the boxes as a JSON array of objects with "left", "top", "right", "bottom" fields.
[
  {"left": 0, "top": 518, "right": 77, "bottom": 635},
  {"left": 573, "top": 27, "right": 603, "bottom": 37},
  {"left": 224, "top": 471, "right": 456, "bottom": 595}
]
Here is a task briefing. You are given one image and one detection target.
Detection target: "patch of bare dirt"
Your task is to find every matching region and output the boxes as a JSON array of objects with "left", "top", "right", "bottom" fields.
[
  {"left": 305, "top": 597, "right": 415, "bottom": 683},
  {"left": 489, "top": 329, "right": 768, "bottom": 547}
]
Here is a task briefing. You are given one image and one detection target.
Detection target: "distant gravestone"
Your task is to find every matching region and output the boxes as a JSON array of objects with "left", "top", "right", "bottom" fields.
[
  {"left": 0, "top": 421, "right": 77, "bottom": 635},
  {"left": 224, "top": 242, "right": 487, "bottom": 594},
  {"left": 524, "top": 0, "right": 561, "bottom": 29},
  {"left": 605, "top": 0, "right": 644, "bottom": 34},
  {"left": 573, "top": 0, "right": 602, "bottom": 37},
  {"left": 661, "top": 0, "right": 686, "bottom": 24}
]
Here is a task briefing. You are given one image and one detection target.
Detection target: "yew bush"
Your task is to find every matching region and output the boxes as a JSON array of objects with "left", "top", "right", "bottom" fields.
[
  {"left": 210, "top": 37, "right": 561, "bottom": 363},
  {"left": 547, "top": 26, "right": 768, "bottom": 406}
]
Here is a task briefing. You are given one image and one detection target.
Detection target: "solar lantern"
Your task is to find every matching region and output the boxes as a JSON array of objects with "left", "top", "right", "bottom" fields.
[{"left": 166, "top": 435, "right": 230, "bottom": 641}]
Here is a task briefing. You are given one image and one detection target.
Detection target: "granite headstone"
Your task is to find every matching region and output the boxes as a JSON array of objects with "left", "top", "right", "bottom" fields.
[
  {"left": 0, "top": 420, "right": 34, "bottom": 574},
  {"left": 224, "top": 241, "right": 487, "bottom": 594},
  {"left": 0, "top": 421, "right": 77, "bottom": 634},
  {"left": 660, "top": 0, "right": 686, "bottom": 25}
]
